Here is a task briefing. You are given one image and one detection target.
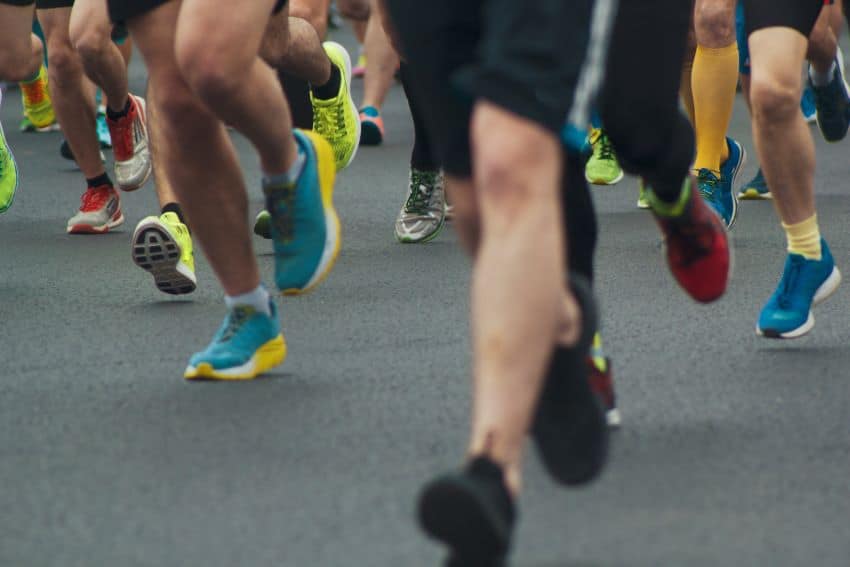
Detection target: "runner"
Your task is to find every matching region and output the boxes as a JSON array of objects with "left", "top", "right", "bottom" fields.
[
  {"left": 108, "top": 0, "right": 340, "bottom": 380},
  {"left": 357, "top": 0, "right": 397, "bottom": 146}
]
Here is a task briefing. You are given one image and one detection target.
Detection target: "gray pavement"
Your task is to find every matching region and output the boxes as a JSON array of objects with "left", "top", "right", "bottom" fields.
[{"left": 2, "top": 33, "right": 850, "bottom": 567}]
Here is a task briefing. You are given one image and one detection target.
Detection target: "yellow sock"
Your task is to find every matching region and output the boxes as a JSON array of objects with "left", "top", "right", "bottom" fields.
[
  {"left": 691, "top": 43, "right": 738, "bottom": 174},
  {"left": 680, "top": 56, "right": 695, "bottom": 126},
  {"left": 783, "top": 214, "right": 822, "bottom": 260}
]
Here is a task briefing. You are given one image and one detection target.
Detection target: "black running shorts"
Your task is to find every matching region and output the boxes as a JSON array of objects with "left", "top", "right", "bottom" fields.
[
  {"left": 0, "top": 0, "right": 34, "bottom": 6},
  {"left": 743, "top": 0, "right": 831, "bottom": 38},
  {"left": 385, "top": 0, "right": 616, "bottom": 177},
  {"left": 108, "top": 0, "right": 287, "bottom": 23}
]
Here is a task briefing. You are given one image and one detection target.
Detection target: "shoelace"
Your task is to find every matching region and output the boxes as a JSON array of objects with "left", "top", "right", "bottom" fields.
[
  {"left": 314, "top": 98, "right": 347, "bottom": 162},
  {"left": 404, "top": 171, "right": 438, "bottom": 215},
  {"left": 596, "top": 134, "right": 615, "bottom": 162},
  {"left": 697, "top": 170, "right": 719, "bottom": 200},
  {"left": 220, "top": 307, "right": 253, "bottom": 342},
  {"left": 80, "top": 186, "right": 111, "bottom": 211},
  {"left": 776, "top": 260, "right": 802, "bottom": 309},
  {"left": 266, "top": 185, "right": 297, "bottom": 243}
]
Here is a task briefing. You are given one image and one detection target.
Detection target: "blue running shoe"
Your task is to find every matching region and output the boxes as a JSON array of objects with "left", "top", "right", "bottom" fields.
[
  {"left": 696, "top": 169, "right": 730, "bottom": 228},
  {"left": 808, "top": 52, "right": 850, "bottom": 142},
  {"left": 718, "top": 137, "right": 744, "bottom": 227},
  {"left": 738, "top": 167, "right": 771, "bottom": 200},
  {"left": 96, "top": 107, "right": 112, "bottom": 149},
  {"left": 264, "top": 129, "right": 341, "bottom": 295},
  {"left": 185, "top": 300, "right": 287, "bottom": 380},
  {"left": 757, "top": 239, "right": 841, "bottom": 339},
  {"left": 801, "top": 85, "right": 817, "bottom": 123}
]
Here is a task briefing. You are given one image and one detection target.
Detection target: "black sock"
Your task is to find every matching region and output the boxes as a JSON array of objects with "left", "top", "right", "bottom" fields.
[
  {"left": 106, "top": 98, "right": 132, "bottom": 121},
  {"left": 161, "top": 202, "right": 188, "bottom": 229},
  {"left": 278, "top": 70, "right": 313, "bottom": 129},
  {"left": 86, "top": 172, "right": 112, "bottom": 188},
  {"left": 310, "top": 63, "right": 341, "bottom": 101}
]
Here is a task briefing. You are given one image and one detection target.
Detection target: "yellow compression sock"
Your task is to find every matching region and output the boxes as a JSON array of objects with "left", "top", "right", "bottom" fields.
[
  {"left": 692, "top": 43, "right": 738, "bottom": 173},
  {"left": 680, "top": 54, "right": 695, "bottom": 126},
  {"left": 783, "top": 214, "right": 822, "bottom": 261}
]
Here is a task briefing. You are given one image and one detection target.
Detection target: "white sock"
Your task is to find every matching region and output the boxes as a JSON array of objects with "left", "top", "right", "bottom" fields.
[
  {"left": 810, "top": 61, "right": 836, "bottom": 87},
  {"left": 263, "top": 147, "right": 305, "bottom": 188},
  {"left": 225, "top": 285, "right": 271, "bottom": 316}
]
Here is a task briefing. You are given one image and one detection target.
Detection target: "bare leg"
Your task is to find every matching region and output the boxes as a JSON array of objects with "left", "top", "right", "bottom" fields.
[
  {"left": 361, "top": 0, "right": 398, "bottom": 110},
  {"left": 290, "top": 0, "right": 330, "bottom": 39},
  {"left": 808, "top": 4, "right": 839, "bottom": 72},
  {"left": 260, "top": 12, "right": 330, "bottom": 85},
  {"left": 0, "top": 4, "right": 42, "bottom": 82},
  {"left": 145, "top": 80, "right": 179, "bottom": 208}
]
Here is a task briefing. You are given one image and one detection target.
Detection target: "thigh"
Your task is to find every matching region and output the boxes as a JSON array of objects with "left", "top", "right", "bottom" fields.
[
  {"left": 748, "top": 25, "right": 808, "bottom": 92},
  {"left": 36, "top": 5, "right": 73, "bottom": 43},
  {"left": 69, "top": 0, "right": 111, "bottom": 43},
  {"left": 0, "top": 3, "right": 36, "bottom": 57}
]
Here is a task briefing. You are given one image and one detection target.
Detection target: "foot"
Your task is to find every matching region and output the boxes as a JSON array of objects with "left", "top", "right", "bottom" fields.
[
  {"left": 584, "top": 128, "right": 624, "bottom": 185},
  {"left": 264, "top": 130, "right": 341, "bottom": 295},
  {"left": 352, "top": 50, "right": 367, "bottom": 78},
  {"left": 359, "top": 106, "right": 384, "bottom": 146},
  {"left": 738, "top": 167, "right": 772, "bottom": 200},
  {"left": 20, "top": 65, "right": 55, "bottom": 130},
  {"left": 800, "top": 84, "right": 817, "bottom": 123},
  {"left": 184, "top": 301, "right": 287, "bottom": 380},
  {"left": 311, "top": 41, "right": 361, "bottom": 171},
  {"left": 132, "top": 212, "right": 197, "bottom": 295},
  {"left": 637, "top": 178, "right": 651, "bottom": 209},
  {"left": 650, "top": 178, "right": 730, "bottom": 303},
  {"left": 253, "top": 209, "right": 272, "bottom": 239},
  {"left": 108, "top": 94, "right": 152, "bottom": 191},
  {"left": 808, "top": 52, "right": 850, "bottom": 143},
  {"left": 532, "top": 275, "right": 608, "bottom": 486},
  {"left": 719, "top": 138, "right": 745, "bottom": 226},
  {"left": 0, "top": 116, "right": 19, "bottom": 214},
  {"left": 419, "top": 457, "right": 515, "bottom": 567},
  {"left": 96, "top": 107, "right": 112, "bottom": 149},
  {"left": 394, "top": 169, "right": 446, "bottom": 243},
  {"left": 697, "top": 168, "right": 735, "bottom": 229},
  {"left": 587, "top": 335, "right": 620, "bottom": 428},
  {"left": 757, "top": 240, "right": 841, "bottom": 339},
  {"left": 66, "top": 184, "right": 124, "bottom": 234}
]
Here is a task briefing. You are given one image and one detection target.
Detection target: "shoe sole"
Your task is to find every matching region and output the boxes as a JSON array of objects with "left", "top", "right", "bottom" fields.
[
  {"left": 184, "top": 335, "right": 287, "bottom": 380},
  {"left": 395, "top": 215, "right": 447, "bottom": 244},
  {"left": 282, "top": 130, "right": 341, "bottom": 296},
  {"left": 585, "top": 170, "right": 624, "bottom": 186},
  {"left": 324, "top": 41, "right": 361, "bottom": 171},
  {"left": 725, "top": 142, "right": 746, "bottom": 230},
  {"left": 757, "top": 266, "right": 842, "bottom": 339},
  {"left": 0, "top": 119, "right": 19, "bottom": 214},
  {"left": 737, "top": 188, "right": 772, "bottom": 201},
  {"left": 419, "top": 479, "right": 509, "bottom": 562},
  {"left": 131, "top": 220, "right": 197, "bottom": 295},
  {"left": 67, "top": 211, "right": 125, "bottom": 234},
  {"left": 116, "top": 96, "right": 153, "bottom": 192}
]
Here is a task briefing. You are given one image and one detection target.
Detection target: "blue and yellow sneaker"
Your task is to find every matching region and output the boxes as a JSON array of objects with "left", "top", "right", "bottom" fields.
[
  {"left": 0, "top": 110, "right": 19, "bottom": 214},
  {"left": 808, "top": 52, "right": 850, "bottom": 142},
  {"left": 184, "top": 300, "right": 287, "bottom": 380},
  {"left": 716, "top": 138, "right": 743, "bottom": 227},
  {"left": 738, "top": 167, "right": 771, "bottom": 200},
  {"left": 696, "top": 168, "right": 734, "bottom": 229},
  {"left": 757, "top": 239, "right": 841, "bottom": 339},
  {"left": 264, "top": 129, "right": 341, "bottom": 295}
]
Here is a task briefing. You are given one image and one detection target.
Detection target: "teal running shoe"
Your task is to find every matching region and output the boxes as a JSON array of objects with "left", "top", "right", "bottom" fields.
[
  {"left": 696, "top": 169, "right": 732, "bottom": 228},
  {"left": 96, "top": 107, "right": 112, "bottom": 149},
  {"left": 0, "top": 118, "right": 19, "bottom": 214},
  {"left": 801, "top": 84, "right": 817, "bottom": 123},
  {"left": 738, "top": 167, "right": 771, "bottom": 200},
  {"left": 264, "top": 129, "right": 341, "bottom": 295},
  {"left": 757, "top": 239, "right": 841, "bottom": 339},
  {"left": 185, "top": 300, "right": 287, "bottom": 380},
  {"left": 717, "top": 137, "right": 743, "bottom": 226},
  {"left": 808, "top": 51, "right": 850, "bottom": 142}
]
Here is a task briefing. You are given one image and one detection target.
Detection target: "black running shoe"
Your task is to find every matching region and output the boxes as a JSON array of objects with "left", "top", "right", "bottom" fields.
[
  {"left": 419, "top": 457, "right": 515, "bottom": 567},
  {"left": 531, "top": 274, "right": 609, "bottom": 486}
]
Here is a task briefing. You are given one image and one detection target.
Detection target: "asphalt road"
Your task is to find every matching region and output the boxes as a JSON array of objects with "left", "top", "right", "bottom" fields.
[{"left": 1, "top": 32, "right": 850, "bottom": 567}]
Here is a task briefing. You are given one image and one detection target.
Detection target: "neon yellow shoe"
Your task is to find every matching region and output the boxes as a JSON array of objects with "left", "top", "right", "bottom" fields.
[
  {"left": 311, "top": 41, "right": 360, "bottom": 171},
  {"left": 20, "top": 65, "right": 56, "bottom": 130},
  {"left": 585, "top": 128, "right": 624, "bottom": 185},
  {"left": 637, "top": 178, "right": 651, "bottom": 209},
  {"left": 131, "top": 211, "right": 197, "bottom": 295},
  {"left": 0, "top": 114, "right": 19, "bottom": 214}
]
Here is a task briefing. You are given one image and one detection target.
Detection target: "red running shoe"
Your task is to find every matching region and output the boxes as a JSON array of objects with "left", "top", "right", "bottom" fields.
[{"left": 66, "top": 184, "right": 124, "bottom": 234}]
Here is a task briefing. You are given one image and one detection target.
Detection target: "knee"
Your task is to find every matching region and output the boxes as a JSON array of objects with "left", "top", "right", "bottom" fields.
[
  {"left": 45, "top": 40, "right": 83, "bottom": 83},
  {"left": 750, "top": 73, "right": 800, "bottom": 123},
  {"left": 176, "top": 38, "right": 243, "bottom": 104},
  {"left": 70, "top": 25, "right": 113, "bottom": 67},
  {"left": 695, "top": 0, "right": 735, "bottom": 45},
  {"left": 151, "top": 76, "right": 208, "bottom": 133},
  {"left": 0, "top": 45, "right": 38, "bottom": 82}
]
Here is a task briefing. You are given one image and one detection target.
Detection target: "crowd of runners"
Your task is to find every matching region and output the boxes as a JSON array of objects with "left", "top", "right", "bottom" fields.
[{"left": 1, "top": 0, "right": 848, "bottom": 564}]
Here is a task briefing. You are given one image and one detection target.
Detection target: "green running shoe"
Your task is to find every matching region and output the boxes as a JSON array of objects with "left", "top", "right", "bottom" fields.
[
  {"left": 637, "top": 178, "right": 650, "bottom": 209},
  {"left": 0, "top": 110, "right": 19, "bottom": 214},
  {"left": 585, "top": 128, "right": 624, "bottom": 185},
  {"left": 738, "top": 167, "right": 772, "bottom": 200}
]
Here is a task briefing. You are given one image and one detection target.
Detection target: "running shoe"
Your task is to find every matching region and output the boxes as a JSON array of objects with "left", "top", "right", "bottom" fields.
[
  {"left": 584, "top": 128, "right": 624, "bottom": 185},
  {"left": 0, "top": 111, "right": 18, "bottom": 214},
  {"left": 394, "top": 169, "right": 446, "bottom": 243},
  {"left": 649, "top": 178, "right": 730, "bottom": 303},
  {"left": 738, "top": 167, "right": 772, "bottom": 200},
  {"left": 131, "top": 212, "right": 197, "bottom": 295},
  {"left": 352, "top": 50, "right": 366, "bottom": 78},
  {"left": 96, "top": 107, "right": 112, "bottom": 149},
  {"left": 808, "top": 53, "right": 850, "bottom": 142},
  {"left": 587, "top": 333, "right": 620, "bottom": 428},
  {"left": 801, "top": 84, "right": 817, "bottom": 123},
  {"left": 264, "top": 129, "right": 341, "bottom": 295},
  {"left": 697, "top": 168, "right": 734, "bottom": 229},
  {"left": 184, "top": 300, "right": 287, "bottom": 380},
  {"left": 359, "top": 106, "right": 384, "bottom": 146},
  {"left": 418, "top": 457, "right": 515, "bottom": 567},
  {"left": 757, "top": 240, "right": 841, "bottom": 339},
  {"left": 253, "top": 209, "right": 272, "bottom": 239},
  {"left": 311, "top": 41, "right": 360, "bottom": 171},
  {"left": 19, "top": 65, "right": 55, "bottom": 130},
  {"left": 19, "top": 114, "right": 59, "bottom": 133},
  {"left": 108, "top": 94, "right": 152, "bottom": 191},
  {"left": 637, "top": 178, "right": 651, "bottom": 209},
  {"left": 717, "top": 137, "right": 744, "bottom": 227},
  {"left": 67, "top": 184, "right": 124, "bottom": 234}
]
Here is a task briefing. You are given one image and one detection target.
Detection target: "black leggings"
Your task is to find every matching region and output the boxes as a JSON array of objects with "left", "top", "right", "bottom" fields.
[
  {"left": 600, "top": 0, "right": 695, "bottom": 201},
  {"left": 400, "top": 62, "right": 439, "bottom": 172}
]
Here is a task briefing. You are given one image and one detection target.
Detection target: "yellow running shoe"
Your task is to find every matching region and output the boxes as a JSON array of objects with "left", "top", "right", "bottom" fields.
[
  {"left": 131, "top": 211, "right": 197, "bottom": 295},
  {"left": 20, "top": 65, "right": 56, "bottom": 130},
  {"left": 311, "top": 41, "right": 360, "bottom": 171},
  {"left": 0, "top": 105, "right": 19, "bottom": 214}
]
